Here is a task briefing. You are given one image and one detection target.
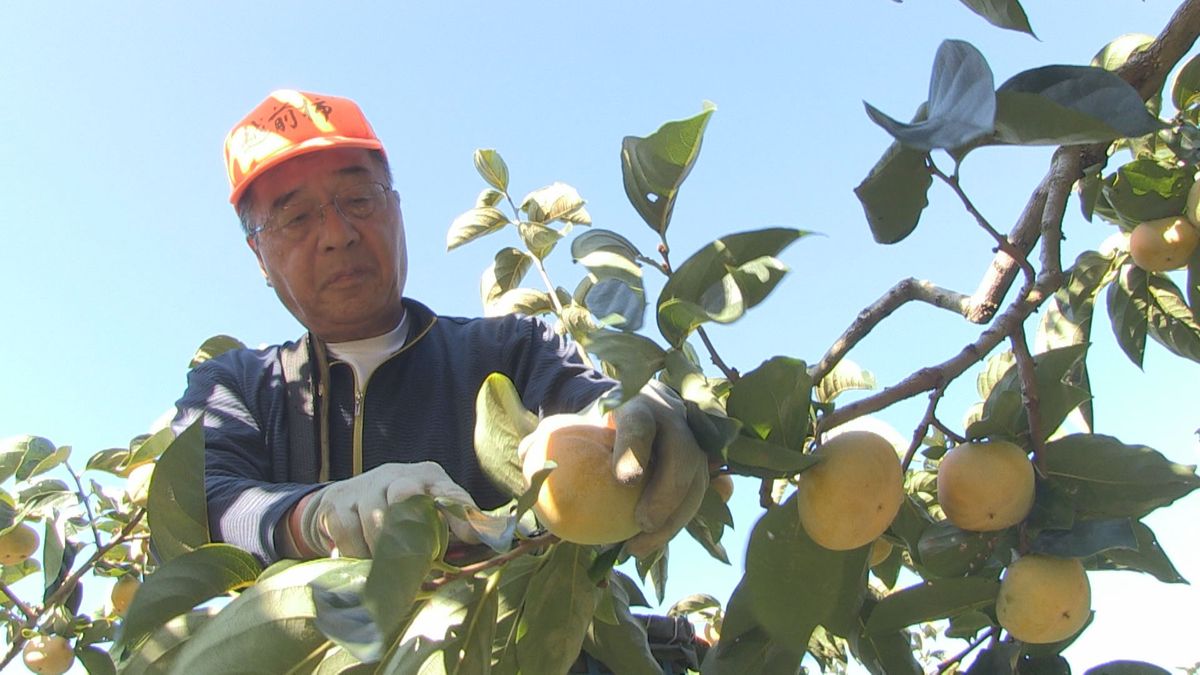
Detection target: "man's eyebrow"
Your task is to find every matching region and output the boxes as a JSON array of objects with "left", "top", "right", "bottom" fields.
[{"left": 268, "top": 166, "right": 372, "bottom": 212}]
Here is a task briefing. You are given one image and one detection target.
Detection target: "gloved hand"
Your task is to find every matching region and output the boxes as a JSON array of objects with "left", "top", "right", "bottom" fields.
[
  {"left": 289, "top": 462, "right": 480, "bottom": 558},
  {"left": 609, "top": 380, "right": 709, "bottom": 557}
]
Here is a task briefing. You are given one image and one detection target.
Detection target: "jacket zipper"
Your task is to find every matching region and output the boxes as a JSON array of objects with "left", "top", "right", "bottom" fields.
[{"left": 352, "top": 383, "right": 365, "bottom": 476}]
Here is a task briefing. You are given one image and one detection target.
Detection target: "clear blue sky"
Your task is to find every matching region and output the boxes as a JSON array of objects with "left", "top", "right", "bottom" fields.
[{"left": 1, "top": 2, "right": 1196, "bottom": 670}]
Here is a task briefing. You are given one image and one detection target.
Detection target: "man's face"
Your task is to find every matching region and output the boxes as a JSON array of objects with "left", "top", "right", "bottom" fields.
[{"left": 246, "top": 147, "right": 407, "bottom": 342}]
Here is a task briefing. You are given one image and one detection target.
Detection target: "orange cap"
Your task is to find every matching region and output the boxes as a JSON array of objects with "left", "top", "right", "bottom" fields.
[{"left": 224, "top": 90, "right": 385, "bottom": 205}]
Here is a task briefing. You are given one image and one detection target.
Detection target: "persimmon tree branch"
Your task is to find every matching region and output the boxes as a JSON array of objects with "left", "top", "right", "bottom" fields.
[
  {"left": 1009, "top": 325, "right": 1047, "bottom": 471},
  {"left": 810, "top": 278, "right": 972, "bottom": 383},
  {"left": 936, "top": 627, "right": 996, "bottom": 674}
]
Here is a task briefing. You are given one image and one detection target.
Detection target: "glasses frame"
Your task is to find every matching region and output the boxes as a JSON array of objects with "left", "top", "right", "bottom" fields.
[{"left": 248, "top": 181, "right": 395, "bottom": 242}]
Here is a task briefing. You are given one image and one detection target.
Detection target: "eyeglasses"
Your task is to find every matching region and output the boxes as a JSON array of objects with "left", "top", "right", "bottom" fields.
[{"left": 249, "top": 182, "right": 393, "bottom": 242}]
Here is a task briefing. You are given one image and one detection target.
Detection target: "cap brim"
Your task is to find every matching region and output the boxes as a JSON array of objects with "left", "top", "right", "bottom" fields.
[{"left": 228, "top": 136, "right": 385, "bottom": 205}]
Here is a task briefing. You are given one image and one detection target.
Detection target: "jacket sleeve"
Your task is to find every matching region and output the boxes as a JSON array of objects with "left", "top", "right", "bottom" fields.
[
  {"left": 502, "top": 316, "right": 617, "bottom": 415},
  {"left": 171, "top": 351, "right": 321, "bottom": 565}
]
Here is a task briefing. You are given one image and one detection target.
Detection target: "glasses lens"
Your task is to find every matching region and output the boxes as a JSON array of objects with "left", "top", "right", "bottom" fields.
[{"left": 336, "top": 183, "right": 386, "bottom": 220}]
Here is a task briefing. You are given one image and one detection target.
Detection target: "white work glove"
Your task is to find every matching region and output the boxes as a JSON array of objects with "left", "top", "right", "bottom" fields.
[
  {"left": 296, "top": 462, "right": 480, "bottom": 558},
  {"left": 610, "top": 380, "right": 709, "bottom": 557}
]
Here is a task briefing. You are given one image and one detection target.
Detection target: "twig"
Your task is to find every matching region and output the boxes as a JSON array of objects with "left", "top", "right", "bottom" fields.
[
  {"left": 810, "top": 278, "right": 972, "bottom": 384},
  {"left": 0, "top": 582, "right": 35, "bottom": 622},
  {"left": 936, "top": 627, "right": 996, "bottom": 674},
  {"left": 931, "top": 418, "right": 967, "bottom": 445},
  {"left": 1009, "top": 326, "right": 1047, "bottom": 472},
  {"left": 697, "top": 327, "right": 739, "bottom": 381},
  {"left": 901, "top": 384, "right": 950, "bottom": 472},
  {"left": 422, "top": 532, "right": 558, "bottom": 592},
  {"left": 928, "top": 160, "right": 1037, "bottom": 291},
  {"left": 64, "top": 460, "right": 102, "bottom": 551}
]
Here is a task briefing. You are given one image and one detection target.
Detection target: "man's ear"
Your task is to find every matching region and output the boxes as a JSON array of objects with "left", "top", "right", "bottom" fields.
[{"left": 247, "top": 237, "right": 273, "bottom": 287}]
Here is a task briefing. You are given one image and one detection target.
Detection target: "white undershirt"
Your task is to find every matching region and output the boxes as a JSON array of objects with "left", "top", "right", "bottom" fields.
[{"left": 325, "top": 311, "right": 409, "bottom": 393}]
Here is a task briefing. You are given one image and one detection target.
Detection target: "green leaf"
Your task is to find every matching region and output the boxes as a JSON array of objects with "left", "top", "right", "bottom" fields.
[
  {"left": 621, "top": 103, "right": 715, "bottom": 237},
  {"left": 476, "top": 187, "right": 504, "bottom": 208},
  {"left": 0, "top": 435, "right": 55, "bottom": 484},
  {"left": 864, "top": 577, "right": 999, "bottom": 635},
  {"left": 657, "top": 228, "right": 805, "bottom": 347},
  {"left": 1187, "top": 250, "right": 1200, "bottom": 321},
  {"left": 1173, "top": 54, "right": 1200, "bottom": 112},
  {"left": 76, "top": 645, "right": 116, "bottom": 675},
  {"left": 445, "top": 573, "right": 501, "bottom": 675},
  {"left": 814, "top": 360, "right": 876, "bottom": 404},
  {"left": 521, "top": 182, "right": 590, "bottom": 225},
  {"left": 846, "top": 595, "right": 923, "bottom": 675},
  {"left": 582, "top": 278, "right": 646, "bottom": 332},
  {"left": 116, "top": 544, "right": 261, "bottom": 654},
  {"left": 743, "top": 496, "right": 869, "bottom": 644},
  {"left": 668, "top": 593, "right": 722, "bottom": 617},
  {"left": 1096, "top": 521, "right": 1187, "bottom": 583},
  {"left": 364, "top": 497, "right": 443, "bottom": 642},
  {"left": 967, "top": 344, "right": 1090, "bottom": 443},
  {"left": 190, "top": 335, "right": 246, "bottom": 368},
  {"left": 447, "top": 206, "right": 510, "bottom": 251},
  {"left": 309, "top": 561, "right": 380, "bottom": 663},
  {"left": 483, "top": 288, "right": 556, "bottom": 318},
  {"left": 864, "top": 40, "right": 996, "bottom": 151},
  {"left": 684, "top": 401, "right": 741, "bottom": 457},
  {"left": 583, "top": 578, "right": 660, "bottom": 675},
  {"left": 1042, "top": 433, "right": 1200, "bottom": 519},
  {"left": 1100, "top": 161, "right": 1192, "bottom": 227},
  {"left": 726, "top": 357, "right": 811, "bottom": 452},
  {"left": 684, "top": 482, "right": 734, "bottom": 564},
  {"left": 480, "top": 248, "right": 532, "bottom": 308},
  {"left": 571, "top": 229, "right": 642, "bottom": 262},
  {"left": 1092, "top": 34, "right": 1155, "bottom": 72},
  {"left": 956, "top": 0, "right": 1033, "bottom": 34},
  {"left": 474, "top": 372, "right": 538, "bottom": 498},
  {"left": 126, "top": 425, "right": 176, "bottom": 471},
  {"left": 1031, "top": 519, "right": 1137, "bottom": 558},
  {"left": 474, "top": 149, "right": 509, "bottom": 192},
  {"left": 916, "top": 520, "right": 1007, "bottom": 577},
  {"left": 726, "top": 435, "right": 818, "bottom": 477},
  {"left": 167, "top": 558, "right": 353, "bottom": 674},
  {"left": 147, "top": 419, "right": 210, "bottom": 563},
  {"left": 516, "top": 542, "right": 602, "bottom": 675},
  {"left": 994, "top": 66, "right": 1162, "bottom": 145},
  {"left": 1143, "top": 272, "right": 1200, "bottom": 363},
  {"left": 1084, "top": 661, "right": 1172, "bottom": 675},
  {"left": 854, "top": 125, "right": 933, "bottom": 245},
  {"left": 119, "top": 608, "right": 220, "bottom": 675},
  {"left": 517, "top": 220, "right": 563, "bottom": 260},
  {"left": 1108, "top": 264, "right": 1150, "bottom": 368},
  {"left": 586, "top": 331, "right": 666, "bottom": 408},
  {"left": 703, "top": 582, "right": 805, "bottom": 674}
]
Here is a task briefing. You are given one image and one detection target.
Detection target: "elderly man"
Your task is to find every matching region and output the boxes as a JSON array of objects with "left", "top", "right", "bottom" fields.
[{"left": 172, "top": 90, "right": 708, "bottom": 564}]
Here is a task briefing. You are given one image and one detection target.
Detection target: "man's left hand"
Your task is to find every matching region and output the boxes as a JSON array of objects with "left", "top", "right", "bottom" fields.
[{"left": 609, "top": 380, "right": 709, "bottom": 557}]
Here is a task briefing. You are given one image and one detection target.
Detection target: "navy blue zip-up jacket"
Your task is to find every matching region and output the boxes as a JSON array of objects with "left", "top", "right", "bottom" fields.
[{"left": 172, "top": 299, "right": 614, "bottom": 563}]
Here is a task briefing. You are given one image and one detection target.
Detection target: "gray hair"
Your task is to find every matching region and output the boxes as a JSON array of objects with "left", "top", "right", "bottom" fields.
[{"left": 237, "top": 149, "right": 394, "bottom": 237}]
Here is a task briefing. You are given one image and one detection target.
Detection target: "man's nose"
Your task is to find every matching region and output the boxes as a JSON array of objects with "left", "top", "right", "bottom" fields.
[{"left": 316, "top": 202, "right": 360, "bottom": 250}]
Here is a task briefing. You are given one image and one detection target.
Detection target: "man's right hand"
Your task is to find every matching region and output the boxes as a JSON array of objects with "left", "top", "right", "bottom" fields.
[{"left": 285, "top": 462, "right": 479, "bottom": 558}]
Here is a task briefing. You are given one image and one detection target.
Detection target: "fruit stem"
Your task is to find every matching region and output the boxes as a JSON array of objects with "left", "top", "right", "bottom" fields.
[{"left": 422, "top": 531, "right": 559, "bottom": 592}]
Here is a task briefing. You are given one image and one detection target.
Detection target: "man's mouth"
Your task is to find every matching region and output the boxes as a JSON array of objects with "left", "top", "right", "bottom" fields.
[{"left": 323, "top": 266, "right": 370, "bottom": 289}]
